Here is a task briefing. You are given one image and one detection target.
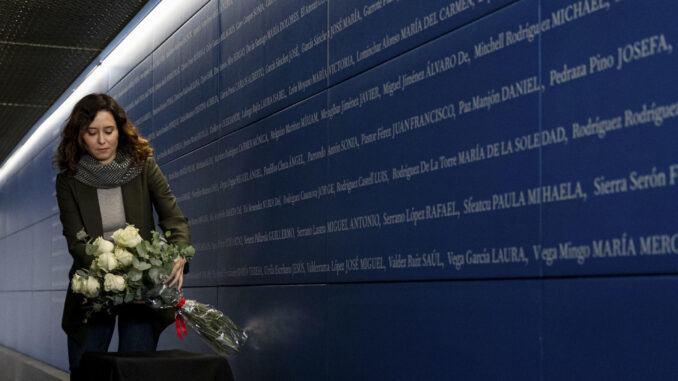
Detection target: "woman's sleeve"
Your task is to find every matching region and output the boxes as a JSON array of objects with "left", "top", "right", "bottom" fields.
[
  {"left": 147, "top": 157, "right": 191, "bottom": 248},
  {"left": 55, "top": 174, "right": 92, "bottom": 269}
]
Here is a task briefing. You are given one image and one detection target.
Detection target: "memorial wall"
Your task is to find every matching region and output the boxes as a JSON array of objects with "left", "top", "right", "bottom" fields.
[{"left": 2, "top": 0, "right": 678, "bottom": 379}]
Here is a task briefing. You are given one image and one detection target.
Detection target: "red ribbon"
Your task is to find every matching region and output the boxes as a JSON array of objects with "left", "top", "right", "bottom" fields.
[{"left": 175, "top": 298, "right": 187, "bottom": 339}]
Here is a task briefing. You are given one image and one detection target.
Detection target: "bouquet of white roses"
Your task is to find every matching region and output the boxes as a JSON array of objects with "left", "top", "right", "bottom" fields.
[
  {"left": 71, "top": 225, "right": 247, "bottom": 356},
  {"left": 71, "top": 225, "right": 194, "bottom": 319}
]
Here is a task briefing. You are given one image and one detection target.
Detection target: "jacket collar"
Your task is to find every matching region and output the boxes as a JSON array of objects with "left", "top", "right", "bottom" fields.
[
  {"left": 73, "top": 180, "right": 103, "bottom": 239},
  {"left": 121, "top": 176, "right": 144, "bottom": 233}
]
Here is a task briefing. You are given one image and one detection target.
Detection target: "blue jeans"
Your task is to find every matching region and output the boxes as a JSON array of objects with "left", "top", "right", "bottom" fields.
[{"left": 67, "top": 305, "right": 159, "bottom": 371}]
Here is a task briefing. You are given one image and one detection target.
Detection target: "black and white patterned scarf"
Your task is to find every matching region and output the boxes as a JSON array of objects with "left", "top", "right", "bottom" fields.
[{"left": 74, "top": 151, "right": 143, "bottom": 188}]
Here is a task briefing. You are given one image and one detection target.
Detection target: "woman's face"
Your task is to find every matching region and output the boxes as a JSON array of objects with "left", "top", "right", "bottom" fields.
[{"left": 82, "top": 110, "right": 119, "bottom": 164}]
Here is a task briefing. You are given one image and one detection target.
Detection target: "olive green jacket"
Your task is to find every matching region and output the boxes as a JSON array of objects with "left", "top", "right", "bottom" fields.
[{"left": 55, "top": 156, "right": 190, "bottom": 345}]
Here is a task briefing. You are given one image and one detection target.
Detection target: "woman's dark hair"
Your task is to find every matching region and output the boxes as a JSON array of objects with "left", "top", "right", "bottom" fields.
[{"left": 53, "top": 93, "right": 153, "bottom": 174}]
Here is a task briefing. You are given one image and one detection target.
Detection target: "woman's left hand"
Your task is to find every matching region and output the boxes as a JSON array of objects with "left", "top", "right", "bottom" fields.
[{"left": 165, "top": 257, "right": 187, "bottom": 290}]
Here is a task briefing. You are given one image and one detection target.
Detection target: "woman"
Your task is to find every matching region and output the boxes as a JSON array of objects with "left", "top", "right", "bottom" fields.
[{"left": 53, "top": 93, "right": 191, "bottom": 372}]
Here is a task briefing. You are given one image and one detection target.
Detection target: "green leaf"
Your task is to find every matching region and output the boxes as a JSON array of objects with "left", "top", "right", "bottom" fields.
[
  {"left": 181, "top": 245, "right": 196, "bottom": 259},
  {"left": 148, "top": 241, "right": 161, "bottom": 255},
  {"left": 124, "top": 292, "right": 134, "bottom": 303},
  {"left": 85, "top": 244, "right": 98, "bottom": 256},
  {"left": 128, "top": 269, "right": 143, "bottom": 282},
  {"left": 76, "top": 229, "right": 89, "bottom": 241},
  {"left": 132, "top": 257, "right": 152, "bottom": 271},
  {"left": 75, "top": 269, "right": 89, "bottom": 278},
  {"left": 136, "top": 242, "right": 149, "bottom": 259},
  {"left": 149, "top": 258, "right": 162, "bottom": 266}
]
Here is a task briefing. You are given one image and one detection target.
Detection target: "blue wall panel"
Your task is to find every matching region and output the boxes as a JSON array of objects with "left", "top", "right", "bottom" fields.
[
  {"left": 539, "top": 0, "right": 678, "bottom": 277},
  {"left": 325, "top": 0, "right": 541, "bottom": 282},
  {"left": 110, "top": 55, "right": 154, "bottom": 139},
  {"left": 3, "top": 229, "right": 33, "bottom": 291},
  {"left": 326, "top": 280, "right": 541, "bottom": 381},
  {"left": 25, "top": 291, "right": 51, "bottom": 361},
  {"left": 0, "top": 191, "right": 5, "bottom": 238},
  {"left": 0, "top": 293, "right": 6, "bottom": 346},
  {"left": 220, "top": 284, "right": 329, "bottom": 381},
  {"left": 160, "top": 140, "right": 222, "bottom": 287},
  {"left": 214, "top": 92, "right": 329, "bottom": 285},
  {"left": 218, "top": 0, "right": 328, "bottom": 133},
  {"left": 50, "top": 214, "right": 71, "bottom": 290},
  {"left": 37, "top": 142, "right": 59, "bottom": 221},
  {"left": 219, "top": 280, "right": 541, "bottom": 381},
  {"left": 3, "top": 291, "right": 22, "bottom": 349},
  {"left": 0, "top": 239, "right": 6, "bottom": 291},
  {"left": 47, "top": 290, "right": 69, "bottom": 370},
  {"left": 542, "top": 276, "right": 678, "bottom": 380},
  {"left": 10, "top": 166, "right": 26, "bottom": 233},
  {"left": 328, "top": 0, "right": 515, "bottom": 84},
  {"left": 152, "top": 27, "right": 184, "bottom": 157},
  {"left": 33, "top": 219, "right": 52, "bottom": 290},
  {"left": 154, "top": 0, "right": 221, "bottom": 163}
]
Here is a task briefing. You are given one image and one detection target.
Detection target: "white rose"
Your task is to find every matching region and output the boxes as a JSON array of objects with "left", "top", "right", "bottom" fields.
[
  {"left": 103, "top": 273, "right": 126, "bottom": 292},
  {"left": 93, "top": 237, "right": 115, "bottom": 254},
  {"left": 112, "top": 226, "right": 143, "bottom": 248},
  {"left": 97, "top": 252, "right": 118, "bottom": 272},
  {"left": 114, "top": 247, "right": 134, "bottom": 267},
  {"left": 83, "top": 277, "right": 100, "bottom": 298},
  {"left": 71, "top": 274, "right": 84, "bottom": 294}
]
